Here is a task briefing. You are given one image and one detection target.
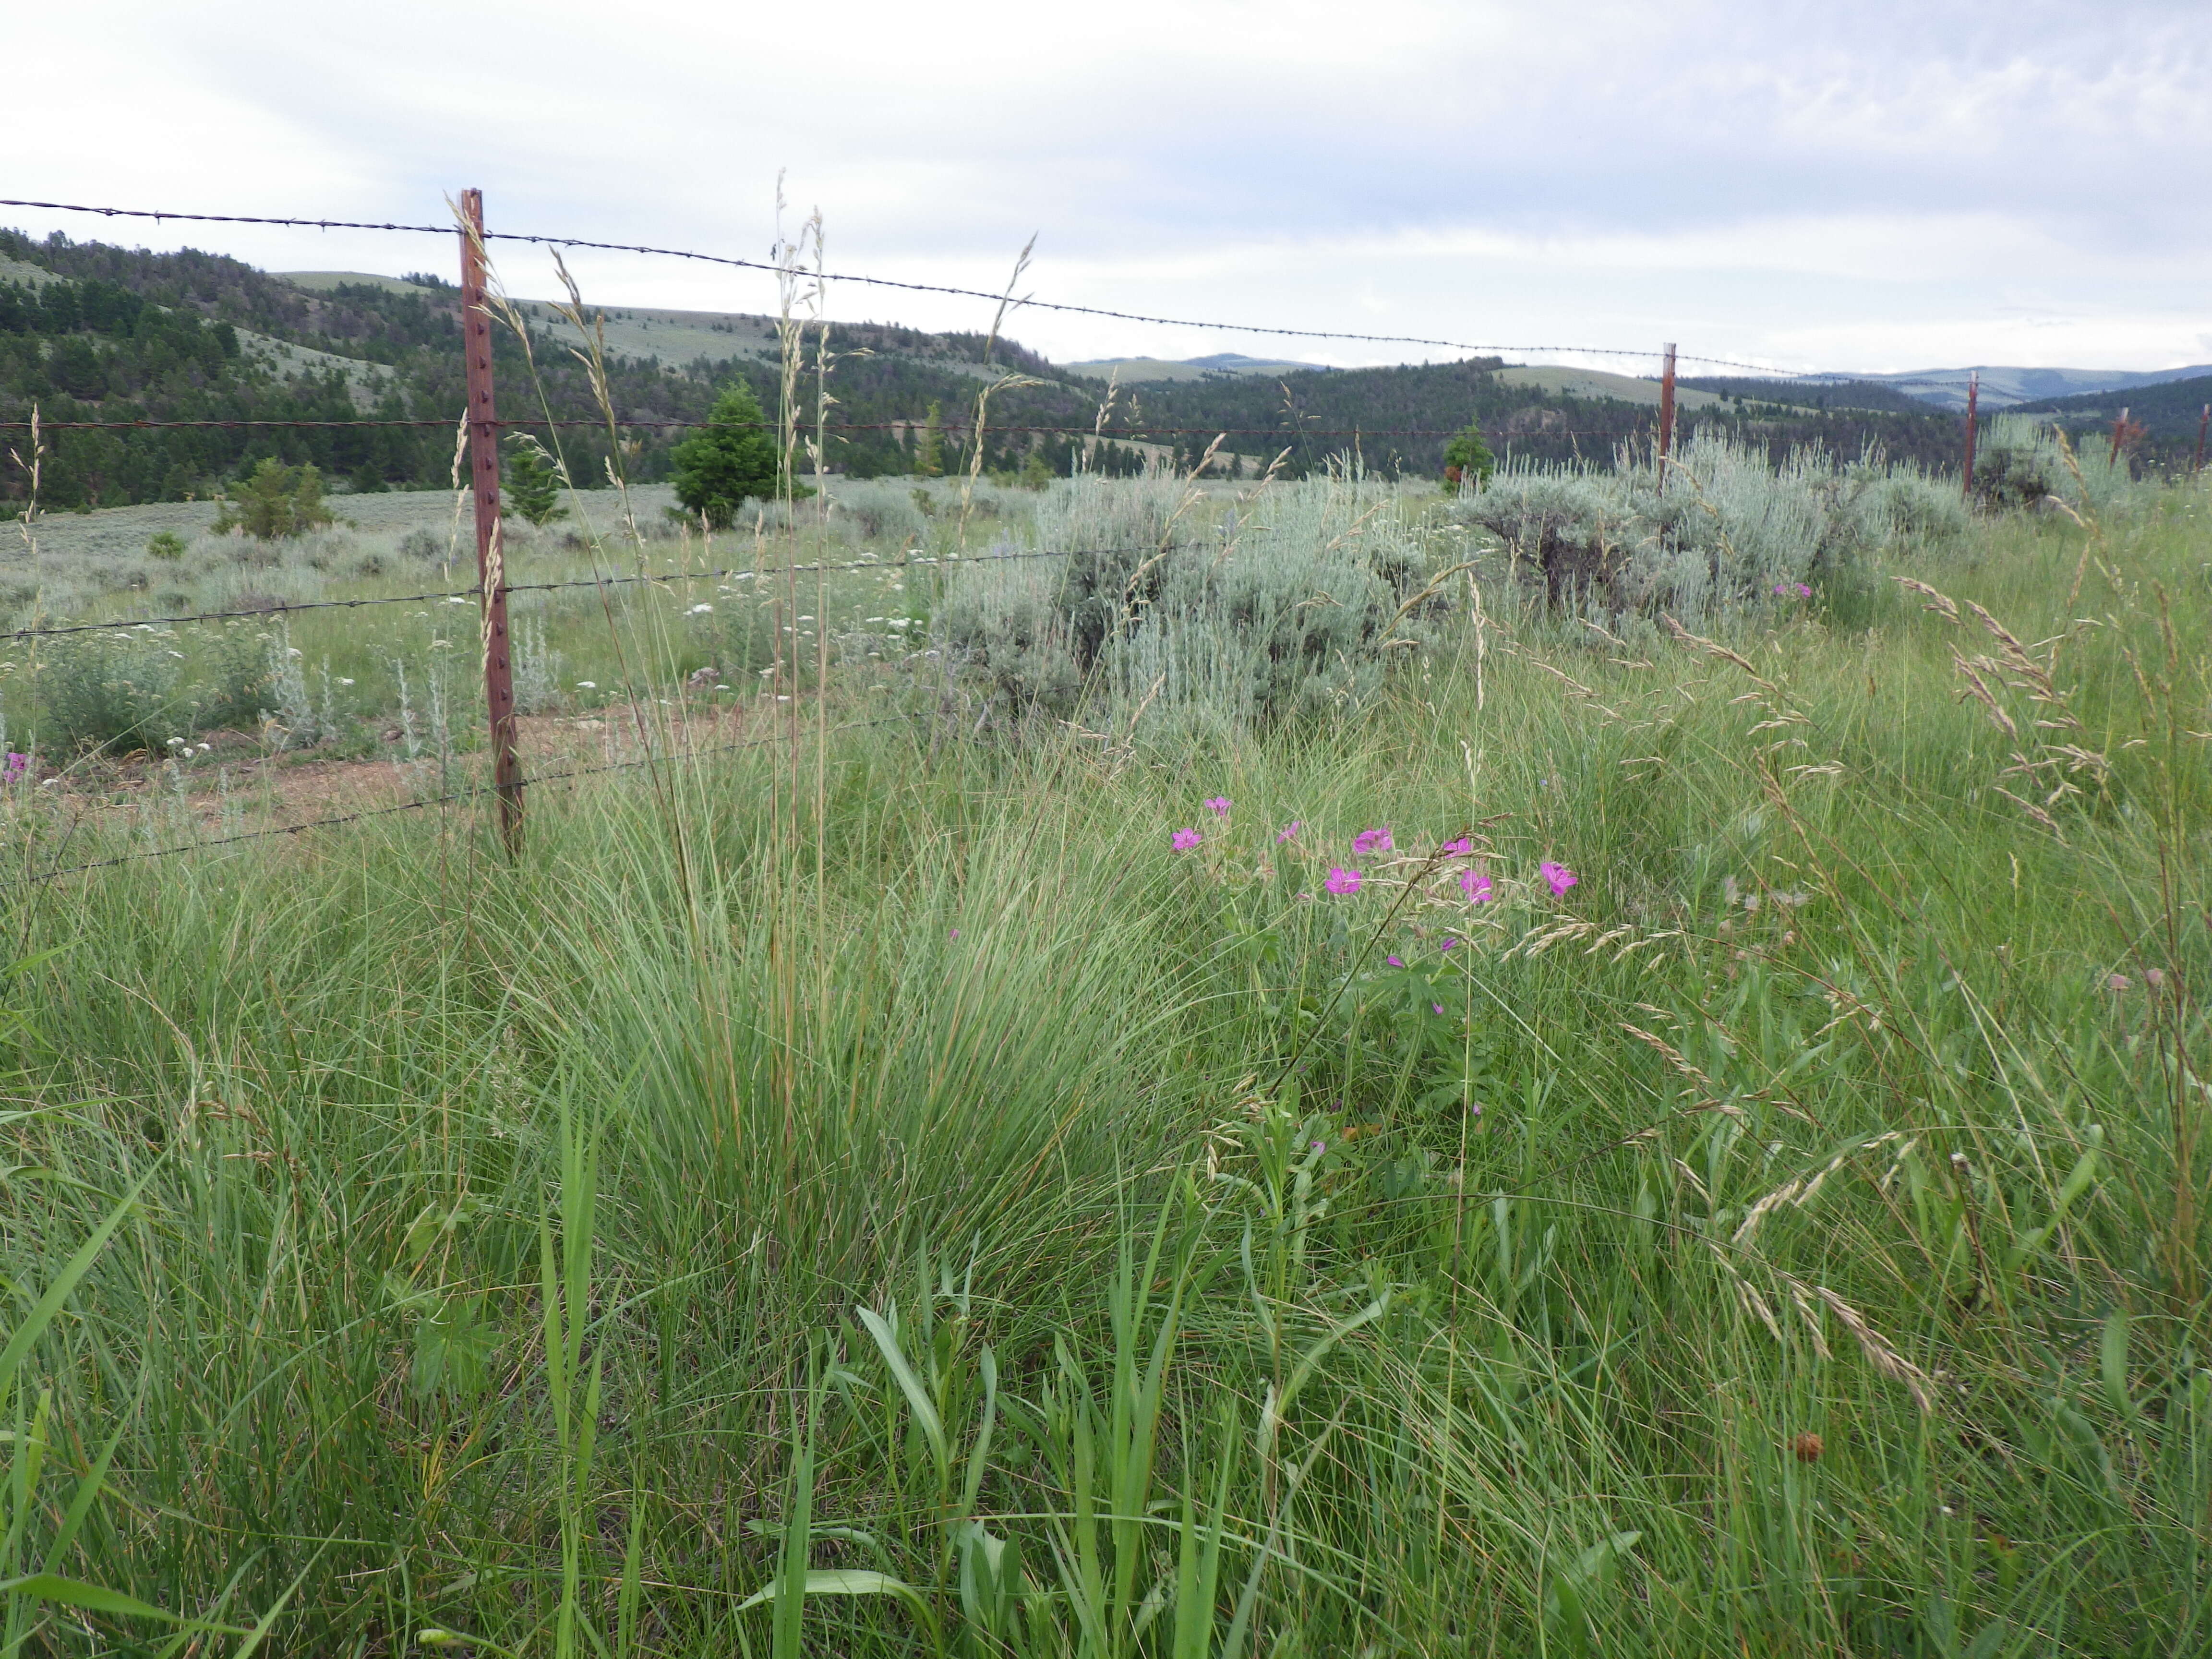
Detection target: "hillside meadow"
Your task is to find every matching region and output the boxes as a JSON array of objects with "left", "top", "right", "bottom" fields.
[{"left": 1, "top": 452, "right": 2210, "bottom": 1656}]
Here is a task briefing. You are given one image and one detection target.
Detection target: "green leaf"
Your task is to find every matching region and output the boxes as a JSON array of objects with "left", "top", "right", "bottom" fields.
[
  {"left": 0, "top": 1574, "right": 252, "bottom": 1635},
  {"left": 738, "top": 1569, "right": 929, "bottom": 1617},
  {"left": 2101, "top": 1310, "right": 2135, "bottom": 1423},
  {"left": 0, "top": 1166, "right": 153, "bottom": 1395},
  {"left": 855, "top": 1306, "right": 947, "bottom": 1468}
]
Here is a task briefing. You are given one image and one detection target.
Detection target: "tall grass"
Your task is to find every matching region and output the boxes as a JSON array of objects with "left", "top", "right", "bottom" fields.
[{"left": 1, "top": 477, "right": 2209, "bottom": 1655}]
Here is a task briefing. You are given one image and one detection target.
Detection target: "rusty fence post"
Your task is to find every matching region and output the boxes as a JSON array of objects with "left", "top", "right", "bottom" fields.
[
  {"left": 2109, "top": 407, "right": 2129, "bottom": 466},
  {"left": 1961, "top": 370, "right": 1979, "bottom": 504},
  {"left": 457, "top": 187, "right": 524, "bottom": 854},
  {"left": 1655, "top": 342, "right": 1677, "bottom": 488},
  {"left": 2196, "top": 404, "right": 2210, "bottom": 476}
]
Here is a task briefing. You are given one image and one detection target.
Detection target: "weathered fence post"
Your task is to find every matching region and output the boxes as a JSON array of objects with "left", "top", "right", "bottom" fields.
[
  {"left": 1655, "top": 342, "right": 1677, "bottom": 488},
  {"left": 457, "top": 187, "right": 524, "bottom": 854},
  {"left": 2109, "top": 408, "right": 2129, "bottom": 466},
  {"left": 1961, "top": 370, "right": 1979, "bottom": 503}
]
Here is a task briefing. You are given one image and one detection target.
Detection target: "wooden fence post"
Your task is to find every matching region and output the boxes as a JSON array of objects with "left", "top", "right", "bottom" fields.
[
  {"left": 2109, "top": 408, "right": 2129, "bottom": 466},
  {"left": 1961, "top": 370, "right": 1979, "bottom": 503},
  {"left": 457, "top": 188, "right": 524, "bottom": 854},
  {"left": 2194, "top": 404, "right": 2208, "bottom": 475},
  {"left": 1655, "top": 342, "right": 1676, "bottom": 488}
]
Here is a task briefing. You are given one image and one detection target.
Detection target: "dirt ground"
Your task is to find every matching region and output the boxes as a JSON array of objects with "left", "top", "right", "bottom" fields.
[{"left": 21, "top": 700, "right": 781, "bottom": 841}]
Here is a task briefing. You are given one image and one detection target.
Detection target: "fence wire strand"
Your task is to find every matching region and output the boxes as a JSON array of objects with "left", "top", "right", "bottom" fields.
[
  {"left": 0, "top": 712, "right": 924, "bottom": 889},
  {"left": 0, "top": 194, "right": 1955, "bottom": 382}
]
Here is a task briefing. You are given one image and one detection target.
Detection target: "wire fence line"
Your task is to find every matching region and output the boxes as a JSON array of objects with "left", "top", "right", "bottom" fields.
[
  {"left": 0, "top": 544, "right": 1195, "bottom": 645},
  {"left": 0, "top": 415, "right": 1670, "bottom": 439},
  {"left": 0, "top": 193, "right": 1950, "bottom": 384},
  {"left": 0, "top": 711, "right": 926, "bottom": 890},
  {"left": 0, "top": 186, "right": 1996, "bottom": 885}
]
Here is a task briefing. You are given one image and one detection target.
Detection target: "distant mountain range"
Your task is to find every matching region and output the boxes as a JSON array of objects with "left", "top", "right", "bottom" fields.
[{"left": 1850, "top": 364, "right": 2212, "bottom": 412}]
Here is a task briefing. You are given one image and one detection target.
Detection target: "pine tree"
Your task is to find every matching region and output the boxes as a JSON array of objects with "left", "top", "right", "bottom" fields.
[
  {"left": 1442, "top": 422, "right": 1495, "bottom": 493},
  {"left": 503, "top": 435, "right": 567, "bottom": 526},
  {"left": 669, "top": 383, "right": 783, "bottom": 529},
  {"left": 914, "top": 400, "right": 944, "bottom": 478},
  {"left": 211, "top": 458, "right": 334, "bottom": 539}
]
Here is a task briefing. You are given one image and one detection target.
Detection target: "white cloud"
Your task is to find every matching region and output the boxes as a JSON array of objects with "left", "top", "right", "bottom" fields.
[{"left": 5, "top": 0, "right": 2209, "bottom": 373}]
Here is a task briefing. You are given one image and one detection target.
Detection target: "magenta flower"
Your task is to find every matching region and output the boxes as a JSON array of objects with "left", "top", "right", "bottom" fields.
[
  {"left": 1276, "top": 821, "right": 1301, "bottom": 842},
  {"left": 1440, "top": 836, "right": 1472, "bottom": 856},
  {"left": 950, "top": 929, "right": 960, "bottom": 940},
  {"left": 1461, "top": 869, "right": 1493, "bottom": 903},
  {"left": 1386, "top": 954, "right": 1404, "bottom": 967},
  {"left": 1432, "top": 1002, "right": 1445, "bottom": 1015},
  {"left": 1205, "top": 796, "right": 1232, "bottom": 816},
  {"left": 1353, "top": 827, "right": 1393, "bottom": 855},
  {"left": 1324, "top": 866, "right": 1363, "bottom": 895},
  {"left": 1172, "top": 828, "right": 1202, "bottom": 851},
  {"left": 1540, "top": 860, "right": 1578, "bottom": 896},
  {"left": 2, "top": 752, "right": 24, "bottom": 779},
  {"left": 1441, "top": 938, "right": 1457, "bottom": 951},
  {"left": 1796, "top": 582, "right": 1812, "bottom": 598}
]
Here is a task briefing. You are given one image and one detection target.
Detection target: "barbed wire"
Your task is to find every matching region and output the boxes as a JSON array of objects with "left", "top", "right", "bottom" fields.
[
  {"left": 0, "top": 194, "right": 1970, "bottom": 382},
  {"left": 0, "top": 542, "right": 1201, "bottom": 644},
  {"left": 0, "top": 711, "right": 925, "bottom": 889},
  {"left": 2, "top": 415, "right": 1761, "bottom": 439}
]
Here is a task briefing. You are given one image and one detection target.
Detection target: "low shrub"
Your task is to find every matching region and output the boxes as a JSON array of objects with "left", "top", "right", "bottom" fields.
[
  {"left": 1456, "top": 431, "right": 1968, "bottom": 618},
  {"left": 33, "top": 623, "right": 268, "bottom": 753}
]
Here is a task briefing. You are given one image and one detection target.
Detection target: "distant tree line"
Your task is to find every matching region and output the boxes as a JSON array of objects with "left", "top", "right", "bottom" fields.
[{"left": 1, "top": 226, "right": 1990, "bottom": 515}]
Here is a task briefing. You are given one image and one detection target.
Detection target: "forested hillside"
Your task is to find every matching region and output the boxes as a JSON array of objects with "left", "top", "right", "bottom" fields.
[
  {"left": 5, "top": 227, "right": 1969, "bottom": 511},
  {"left": 2007, "top": 371, "right": 2212, "bottom": 468}
]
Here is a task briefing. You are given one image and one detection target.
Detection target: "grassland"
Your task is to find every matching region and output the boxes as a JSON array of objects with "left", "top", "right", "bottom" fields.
[{"left": 2, "top": 468, "right": 2210, "bottom": 1656}]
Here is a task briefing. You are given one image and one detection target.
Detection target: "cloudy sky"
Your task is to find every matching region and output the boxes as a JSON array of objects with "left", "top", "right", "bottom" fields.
[{"left": 9, "top": 0, "right": 2209, "bottom": 375}]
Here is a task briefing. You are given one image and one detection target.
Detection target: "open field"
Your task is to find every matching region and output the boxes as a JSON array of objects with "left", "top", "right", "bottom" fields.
[{"left": 3, "top": 456, "right": 2211, "bottom": 1655}]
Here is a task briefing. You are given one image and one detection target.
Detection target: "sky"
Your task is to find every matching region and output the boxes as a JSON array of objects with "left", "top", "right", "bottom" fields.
[{"left": 8, "top": 0, "right": 2210, "bottom": 376}]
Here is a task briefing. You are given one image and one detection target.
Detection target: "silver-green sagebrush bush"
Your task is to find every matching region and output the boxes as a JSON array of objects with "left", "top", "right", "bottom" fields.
[
  {"left": 938, "top": 471, "right": 1448, "bottom": 729},
  {"left": 1457, "top": 430, "right": 1970, "bottom": 617},
  {"left": 33, "top": 623, "right": 268, "bottom": 753}
]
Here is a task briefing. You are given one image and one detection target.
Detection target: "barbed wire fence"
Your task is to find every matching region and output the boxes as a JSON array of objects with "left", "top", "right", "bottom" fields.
[{"left": 0, "top": 189, "right": 2044, "bottom": 886}]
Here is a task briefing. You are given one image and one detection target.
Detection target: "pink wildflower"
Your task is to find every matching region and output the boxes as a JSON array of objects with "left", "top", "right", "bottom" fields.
[
  {"left": 1324, "top": 866, "right": 1363, "bottom": 895},
  {"left": 1440, "top": 836, "right": 1472, "bottom": 856},
  {"left": 1205, "top": 796, "right": 1232, "bottom": 816},
  {"left": 1172, "top": 828, "right": 1202, "bottom": 852},
  {"left": 1441, "top": 938, "right": 1457, "bottom": 951},
  {"left": 1539, "top": 861, "right": 1578, "bottom": 896},
  {"left": 1386, "top": 954, "right": 1404, "bottom": 967},
  {"left": 1353, "top": 827, "right": 1393, "bottom": 856},
  {"left": 1796, "top": 582, "right": 1812, "bottom": 599},
  {"left": 950, "top": 929, "right": 960, "bottom": 940},
  {"left": 1460, "top": 869, "right": 1493, "bottom": 903},
  {"left": 1277, "top": 821, "right": 1301, "bottom": 842},
  {"left": 1432, "top": 1002, "right": 1445, "bottom": 1016}
]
